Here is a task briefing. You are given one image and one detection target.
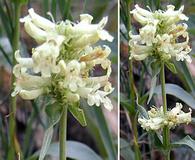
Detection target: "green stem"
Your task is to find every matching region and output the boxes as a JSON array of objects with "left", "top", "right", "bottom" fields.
[
  {"left": 8, "top": 2, "right": 21, "bottom": 160},
  {"left": 130, "top": 115, "right": 142, "bottom": 160},
  {"left": 125, "top": 1, "right": 141, "bottom": 159},
  {"left": 59, "top": 106, "right": 67, "bottom": 160},
  {"left": 160, "top": 63, "right": 170, "bottom": 160}
]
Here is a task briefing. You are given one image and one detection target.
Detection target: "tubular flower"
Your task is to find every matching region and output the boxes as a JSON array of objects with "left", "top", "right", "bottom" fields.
[
  {"left": 12, "top": 9, "right": 114, "bottom": 111},
  {"left": 138, "top": 103, "right": 192, "bottom": 131},
  {"left": 129, "top": 4, "right": 192, "bottom": 63}
]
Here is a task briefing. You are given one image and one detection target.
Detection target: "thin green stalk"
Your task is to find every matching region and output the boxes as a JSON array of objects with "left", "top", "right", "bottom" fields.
[
  {"left": 59, "top": 106, "right": 67, "bottom": 160},
  {"left": 51, "top": 0, "right": 57, "bottom": 20},
  {"left": 125, "top": 0, "right": 136, "bottom": 111},
  {"left": 130, "top": 115, "right": 141, "bottom": 160},
  {"left": 63, "top": 0, "right": 72, "bottom": 20},
  {"left": 8, "top": 2, "right": 21, "bottom": 160},
  {"left": 156, "top": 0, "right": 161, "bottom": 9},
  {"left": 160, "top": 63, "right": 170, "bottom": 160},
  {"left": 160, "top": 63, "right": 167, "bottom": 114},
  {"left": 125, "top": 0, "right": 141, "bottom": 159}
]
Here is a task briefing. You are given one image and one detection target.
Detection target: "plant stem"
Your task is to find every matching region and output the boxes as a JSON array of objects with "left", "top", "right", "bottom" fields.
[
  {"left": 125, "top": 0, "right": 141, "bottom": 159},
  {"left": 130, "top": 115, "right": 141, "bottom": 160},
  {"left": 160, "top": 63, "right": 170, "bottom": 160},
  {"left": 8, "top": 2, "right": 21, "bottom": 160},
  {"left": 59, "top": 106, "right": 67, "bottom": 160}
]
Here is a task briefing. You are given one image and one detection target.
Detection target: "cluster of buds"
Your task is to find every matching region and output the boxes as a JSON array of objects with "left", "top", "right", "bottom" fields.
[
  {"left": 138, "top": 103, "right": 192, "bottom": 131},
  {"left": 129, "top": 5, "right": 191, "bottom": 63},
  {"left": 11, "top": 8, "right": 114, "bottom": 111}
]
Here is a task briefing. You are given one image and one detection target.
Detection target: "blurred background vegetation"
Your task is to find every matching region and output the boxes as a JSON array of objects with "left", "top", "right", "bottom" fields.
[
  {"left": 0, "top": 0, "right": 118, "bottom": 159},
  {"left": 120, "top": 0, "right": 195, "bottom": 160}
]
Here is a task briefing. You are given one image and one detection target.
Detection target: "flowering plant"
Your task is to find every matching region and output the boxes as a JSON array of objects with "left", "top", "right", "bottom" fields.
[
  {"left": 11, "top": 8, "right": 114, "bottom": 160},
  {"left": 125, "top": 4, "right": 195, "bottom": 160},
  {"left": 138, "top": 103, "right": 192, "bottom": 131},
  {"left": 12, "top": 8, "right": 114, "bottom": 111},
  {"left": 129, "top": 4, "right": 191, "bottom": 63}
]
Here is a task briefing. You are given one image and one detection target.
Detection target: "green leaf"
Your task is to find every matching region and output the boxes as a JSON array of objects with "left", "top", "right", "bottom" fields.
[
  {"left": 68, "top": 104, "right": 87, "bottom": 127},
  {"left": 0, "top": 45, "right": 12, "bottom": 66},
  {"left": 120, "top": 138, "right": 135, "bottom": 160},
  {"left": 39, "top": 127, "right": 54, "bottom": 160},
  {"left": 149, "top": 132, "right": 163, "bottom": 149},
  {"left": 174, "top": 61, "right": 195, "bottom": 92},
  {"left": 83, "top": 104, "right": 116, "bottom": 160},
  {"left": 93, "top": 107, "right": 116, "bottom": 159},
  {"left": 50, "top": 141, "right": 102, "bottom": 160},
  {"left": 29, "top": 141, "right": 102, "bottom": 160},
  {"left": 147, "top": 74, "right": 157, "bottom": 104},
  {"left": 172, "top": 135, "right": 195, "bottom": 151},
  {"left": 180, "top": 62, "right": 195, "bottom": 91},
  {"left": 45, "top": 102, "right": 62, "bottom": 125},
  {"left": 120, "top": 93, "right": 134, "bottom": 114},
  {"left": 139, "top": 94, "right": 149, "bottom": 105},
  {"left": 136, "top": 96, "right": 148, "bottom": 119},
  {"left": 153, "top": 83, "right": 195, "bottom": 109},
  {"left": 39, "top": 102, "right": 62, "bottom": 160},
  {"left": 0, "top": 3, "right": 12, "bottom": 42},
  {"left": 147, "top": 61, "right": 160, "bottom": 104},
  {"left": 165, "top": 61, "right": 177, "bottom": 74},
  {"left": 82, "top": 109, "right": 107, "bottom": 157}
]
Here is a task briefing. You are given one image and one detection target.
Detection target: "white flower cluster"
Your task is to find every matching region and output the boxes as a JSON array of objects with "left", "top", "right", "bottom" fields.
[
  {"left": 138, "top": 103, "right": 192, "bottom": 131},
  {"left": 129, "top": 4, "right": 192, "bottom": 63},
  {"left": 11, "top": 8, "right": 114, "bottom": 111}
]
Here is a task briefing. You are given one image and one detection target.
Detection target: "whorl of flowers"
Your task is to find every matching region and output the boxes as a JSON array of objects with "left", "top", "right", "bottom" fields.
[
  {"left": 129, "top": 4, "right": 192, "bottom": 63},
  {"left": 138, "top": 103, "right": 192, "bottom": 131},
  {"left": 11, "top": 8, "right": 114, "bottom": 111}
]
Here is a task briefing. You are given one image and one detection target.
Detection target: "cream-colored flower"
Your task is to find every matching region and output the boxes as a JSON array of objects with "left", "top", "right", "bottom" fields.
[
  {"left": 140, "top": 23, "right": 157, "bottom": 46},
  {"left": 20, "top": 8, "right": 56, "bottom": 43},
  {"left": 71, "top": 14, "right": 113, "bottom": 42},
  {"left": 15, "top": 50, "right": 33, "bottom": 67},
  {"left": 12, "top": 9, "right": 114, "bottom": 111},
  {"left": 11, "top": 73, "right": 50, "bottom": 100},
  {"left": 32, "top": 38, "right": 64, "bottom": 77},
  {"left": 20, "top": 18, "right": 47, "bottom": 44},
  {"left": 129, "top": 4, "right": 191, "bottom": 62},
  {"left": 129, "top": 39, "right": 152, "bottom": 61},
  {"left": 28, "top": 8, "right": 55, "bottom": 31},
  {"left": 138, "top": 103, "right": 192, "bottom": 131},
  {"left": 86, "top": 88, "right": 114, "bottom": 111}
]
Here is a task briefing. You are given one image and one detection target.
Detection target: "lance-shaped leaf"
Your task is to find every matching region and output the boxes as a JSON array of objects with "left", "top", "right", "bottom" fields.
[
  {"left": 154, "top": 83, "right": 195, "bottom": 109},
  {"left": 28, "top": 141, "right": 102, "bottom": 160},
  {"left": 136, "top": 96, "right": 149, "bottom": 119},
  {"left": 147, "top": 61, "right": 160, "bottom": 104},
  {"left": 39, "top": 102, "right": 62, "bottom": 160},
  {"left": 120, "top": 138, "right": 135, "bottom": 160},
  {"left": 172, "top": 135, "right": 195, "bottom": 151},
  {"left": 68, "top": 103, "right": 87, "bottom": 127}
]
